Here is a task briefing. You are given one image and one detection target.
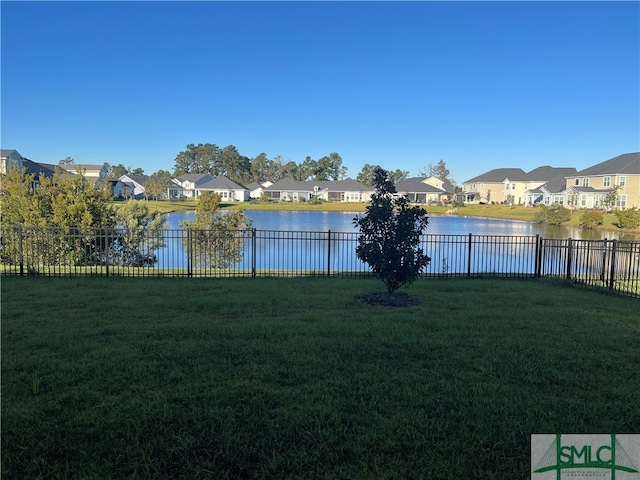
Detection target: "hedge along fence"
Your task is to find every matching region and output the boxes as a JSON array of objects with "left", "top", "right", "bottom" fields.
[{"left": 1, "top": 225, "right": 639, "bottom": 298}]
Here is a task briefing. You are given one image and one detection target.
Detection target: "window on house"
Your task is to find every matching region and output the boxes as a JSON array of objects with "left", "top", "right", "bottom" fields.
[
  {"left": 581, "top": 195, "right": 587, "bottom": 206},
  {"left": 603, "top": 176, "right": 611, "bottom": 187},
  {"left": 511, "top": 183, "right": 516, "bottom": 190},
  {"left": 616, "top": 194, "right": 627, "bottom": 208},
  {"left": 619, "top": 176, "right": 626, "bottom": 187},
  {"left": 582, "top": 178, "right": 589, "bottom": 187},
  {"left": 574, "top": 178, "right": 580, "bottom": 186},
  {"left": 505, "top": 184, "right": 509, "bottom": 190}
]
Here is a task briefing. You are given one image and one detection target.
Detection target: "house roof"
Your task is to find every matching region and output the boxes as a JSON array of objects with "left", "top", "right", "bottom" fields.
[
  {"left": 199, "top": 175, "right": 248, "bottom": 190},
  {"left": 539, "top": 173, "right": 572, "bottom": 195},
  {"left": 464, "top": 168, "right": 527, "bottom": 183},
  {"left": 22, "top": 158, "right": 57, "bottom": 180},
  {"left": 330, "top": 178, "right": 372, "bottom": 192},
  {"left": 57, "top": 163, "right": 105, "bottom": 173},
  {"left": 245, "top": 182, "right": 263, "bottom": 191},
  {"left": 526, "top": 166, "right": 577, "bottom": 181},
  {"left": 177, "top": 173, "right": 214, "bottom": 185},
  {"left": 395, "top": 177, "right": 444, "bottom": 193},
  {"left": 265, "top": 178, "right": 372, "bottom": 192},
  {"left": 571, "top": 152, "right": 640, "bottom": 177},
  {"left": 0, "top": 149, "right": 20, "bottom": 158}
]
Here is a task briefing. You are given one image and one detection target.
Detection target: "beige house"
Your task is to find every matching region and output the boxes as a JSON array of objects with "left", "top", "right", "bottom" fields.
[
  {"left": 56, "top": 163, "right": 109, "bottom": 185},
  {"left": 462, "top": 168, "right": 527, "bottom": 204},
  {"left": 564, "top": 152, "right": 640, "bottom": 209}
]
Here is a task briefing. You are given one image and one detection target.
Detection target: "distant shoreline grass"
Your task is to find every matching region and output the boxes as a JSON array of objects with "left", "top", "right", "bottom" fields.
[{"left": 2, "top": 277, "right": 638, "bottom": 479}]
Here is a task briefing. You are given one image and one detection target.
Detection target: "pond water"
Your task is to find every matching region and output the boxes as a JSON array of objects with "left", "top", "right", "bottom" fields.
[
  {"left": 165, "top": 210, "right": 639, "bottom": 240},
  {"left": 155, "top": 210, "right": 639, "bottom": 272}
]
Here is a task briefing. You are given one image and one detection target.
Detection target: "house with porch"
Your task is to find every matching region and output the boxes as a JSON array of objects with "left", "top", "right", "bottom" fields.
[
  {"left": 564, "top": 152, "right": 640, "bottom": 209},
  {"left": 395, "top": 176, "right": 455, "bottom": 204},
  {"left": 246, "top": 181, "right": 274, "bottom": 200},
  {"left": 263, "top": 178, "right": 373, "bottom": 203},
  {"left": 194, "top": 175, "right": 250, "bottom": 202},
  {"left": 523, "top": 167, "right": 577, "bottom": 206},
  {"left": 174, "top": 174, "right": 215, "bottom": 198}
]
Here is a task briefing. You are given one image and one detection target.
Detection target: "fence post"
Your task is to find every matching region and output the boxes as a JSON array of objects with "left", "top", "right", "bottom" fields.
[
  {"left": 566, "top": 238, "right": 573, "bottom": 280},
  {"left": 251, "top": 228, "right": 256, "bottom": 278},
  {"left": 534, "top": 234, "right": 541, "bottom": 278},
  {"left": 600, "top": 238, "right": 608, "bottom": 284},
  {"left": 327, "top": 230, "right": 332, "bottom": 277},
  {"left": 187, "top": 228, "right": 193, "bottom": 278},
  {"left": 467, "top": 233, "right": 472, "bottom": 277},
  {"left": 608, "top": 240, "right": 617, "bottom": 290},
  {"left": 105, "top": 228, "right": 109, "bottom": 278},
  {"left": 18, "top": 224, "right": 24, "bottom": 276}
]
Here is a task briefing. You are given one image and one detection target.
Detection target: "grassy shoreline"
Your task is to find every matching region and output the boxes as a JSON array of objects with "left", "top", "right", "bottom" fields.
[
  {"left": 2, "top": 277, "right": 638, "bottom": 479},
  {"left": 138, "top": 199, "right": 640, "bottom": 236}
]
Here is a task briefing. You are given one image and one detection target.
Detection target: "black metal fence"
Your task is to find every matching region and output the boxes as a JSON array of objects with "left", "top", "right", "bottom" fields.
[{"left": 1, "top": 225, "right": 639, "bottom": 298}]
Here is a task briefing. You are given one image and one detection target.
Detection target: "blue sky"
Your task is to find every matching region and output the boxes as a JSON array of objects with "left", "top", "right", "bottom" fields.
[{"left": 2, "top": 1, "right": 638, "bottom": 185}]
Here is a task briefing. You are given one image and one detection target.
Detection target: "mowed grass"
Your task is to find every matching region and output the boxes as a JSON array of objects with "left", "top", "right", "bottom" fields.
[{"left": 2, "top": 277, "right": 639, "bottom": 479}]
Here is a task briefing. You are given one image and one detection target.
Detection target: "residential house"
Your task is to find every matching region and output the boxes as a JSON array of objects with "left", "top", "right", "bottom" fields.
[
  {"left": 320, "top": 178, "right": 373, "bottom": 202},
  {"left": 166, "top": 178, "right": 185, "bottom": 199},
  {"left": 57, "top": 163, "right": 109, "bottom": 185},
  {"left": 523, "top": 167, "right": 577, "bottom": 206},
  {"left": 195, "top": 175, "right": 250, "bottom": 202},
  {"left": 246, "top": 181, "right": 274, "bottom": 200},
  {"left": 175, "top": 174, "right": 215, "bottom": 198},
  {"left": 263, "top": 178, "right": 373, "bottom": 203},
  {"left": 263, "top": 178, "right": 313, "bottom": 202},
  {"left": 535, "top": 174, "right": 573, "bottom": 206},
  {"left": 462, "top": 168, "right": 527, "bottom": 204},
  {"left": 395, "top": 176, "right": 455, "bottom": 204},
  {"left": 1, "top": 149, "right": 57, "bottom": 192},
  {"left": 112, "top": 174, "right": 149, "bottom": 199},
  {"left": 564, "top": 152, "right": 640, "bottom": 209}
]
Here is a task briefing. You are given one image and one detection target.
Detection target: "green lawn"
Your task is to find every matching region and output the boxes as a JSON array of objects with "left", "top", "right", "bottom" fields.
[{"left": 2, "top": 277, "right": 638, "bottom": 479}]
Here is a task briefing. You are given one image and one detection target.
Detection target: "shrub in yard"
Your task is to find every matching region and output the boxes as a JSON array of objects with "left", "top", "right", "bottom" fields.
[
  {"left": 353, "top": 167, "right": 430, "bottom": 293},
  {"left": 579, "top": 210, "right": 604, "bottom": 229},
  {"left": 613, "top": 207, "right": 640, "bottom": 229},
  {"left": 534, "top": 204, "right": 571, "bottom": 225}
]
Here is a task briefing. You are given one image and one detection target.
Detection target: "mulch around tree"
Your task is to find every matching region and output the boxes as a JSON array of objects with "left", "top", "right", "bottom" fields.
[{"left": 359, "top": 292, "right": 422, "bottom": 307}]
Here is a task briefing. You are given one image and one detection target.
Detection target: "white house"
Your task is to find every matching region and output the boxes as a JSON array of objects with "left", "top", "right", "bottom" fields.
[
  {"left": 195, "top": 175, "right": 250, "bottom": 202},
  {"left": 112, "top": 174, "right": 148, "bottom": 199}
]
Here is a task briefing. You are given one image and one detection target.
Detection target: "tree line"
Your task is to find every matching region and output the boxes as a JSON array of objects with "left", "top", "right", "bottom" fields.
[{"left": 70, "top": 143, "right": 454, "bottom": 188}]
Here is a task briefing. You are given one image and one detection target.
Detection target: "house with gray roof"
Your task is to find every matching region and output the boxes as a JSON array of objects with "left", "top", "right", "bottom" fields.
[
  {"left": 395, "top": 177, "right": 454, "bottom": 204},
  {"left": 462, "top": 168, "right": 527, "bottom": 204},
  {"left": 564, "top": 152, "right": 640, "bottom": 209},
  {"left": 263, "top": 178, "right": 373, "bottom": 203},
  {"left": 175, "top": 173, "right": 215, "bottom": 198},
  {"left": 195, "top": 175, "right": 250, "bottom": 202},
  {"left": 524, "top": 167, "right": 577, "bottom": 206},
  {"left": 1, "top": 149, "right": 58, "bottom": 192},
  {"left": 112, "top": 174, "right": 149, "bottom": 199}
]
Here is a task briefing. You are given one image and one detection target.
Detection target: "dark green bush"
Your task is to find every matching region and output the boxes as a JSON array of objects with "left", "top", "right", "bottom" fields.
[
  {"left": 613, "top": 207, "right": 640, "bottom": 229},
  {"left": 534, "top": 204, "right": 572, "bottom": 225},
  {"left": 579, "top": 210, "right": 604, "bottom": 229}
]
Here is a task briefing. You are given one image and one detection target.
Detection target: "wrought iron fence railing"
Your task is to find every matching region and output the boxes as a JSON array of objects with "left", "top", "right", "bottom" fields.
[{"left": 1, "top": 225, "right": 639, "bottom": 298}]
